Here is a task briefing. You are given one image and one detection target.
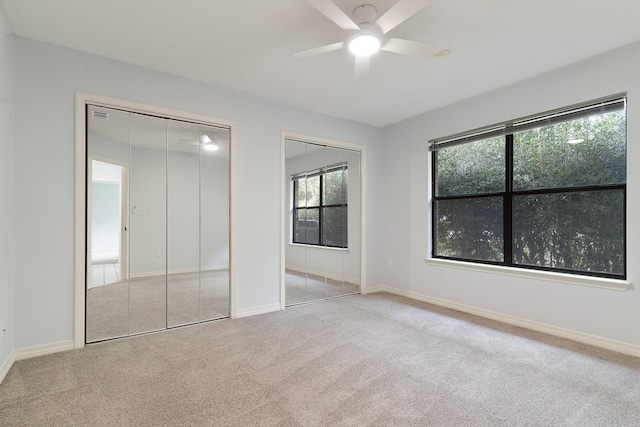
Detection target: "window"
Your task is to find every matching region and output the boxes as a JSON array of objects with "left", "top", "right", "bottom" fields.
[
  {"left": 430, "top": 95, "right": 626, "bottom": 279},
  {"left": 292, "top": 163, "right": 348, "bottom": 248}
]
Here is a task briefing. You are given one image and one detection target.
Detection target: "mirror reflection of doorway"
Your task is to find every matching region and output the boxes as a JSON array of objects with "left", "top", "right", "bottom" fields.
[
  {"left": 284, "top": 138, "right": 362, "bottom": 306},
  {"left": 85, "top": 105, "right": 231, "bottom": 343},
  {"left": 89, "top": 160, "right": 126, "bottom": 289}
]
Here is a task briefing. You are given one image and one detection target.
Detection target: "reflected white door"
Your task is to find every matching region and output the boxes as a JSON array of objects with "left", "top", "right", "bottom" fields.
[{"left": 88, "top": 159, "right": 125, "bottom": 289}]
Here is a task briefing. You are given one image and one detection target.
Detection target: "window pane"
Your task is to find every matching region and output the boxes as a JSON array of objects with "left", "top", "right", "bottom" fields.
[
  {"left": 306, "top": 175, "right": 320, "bottom": 207},
  {"left": 513, "top": 110, "right": 626, "bottom": 191},
  {"left": 513, "top": 190, "right": 624, "bottom": 275},
  {"left": 295, "top": 175, "right": 320, "bottom": 207},
  {"left": 435, "top": 137, "right": 505, "bottom": 197},
  {"left": 295, "top": 178, "right": 306, "bottom": 208},
  {"left": 323, "top": 206, "right": 347, "bottom": 248},
  {"left": 294, "top": 208, "right": 319, "bottom": 245},
  {"left": 435, "top": 197, "right": 503, "bottom": 262},
  {"left": 324, "top": 168, "right": 347, "bottom": 205}
]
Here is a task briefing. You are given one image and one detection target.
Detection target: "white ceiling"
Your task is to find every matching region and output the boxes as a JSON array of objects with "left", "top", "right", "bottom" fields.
[{"left": 2, "top": 0, "right": 640, "bottom": 126}]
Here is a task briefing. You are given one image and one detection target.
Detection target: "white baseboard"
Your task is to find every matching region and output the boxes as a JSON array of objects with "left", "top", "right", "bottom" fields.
[
  {"left": 0, "top": 351, "right": 15, "bottom": 385},
  {"left": 362, "top": 285, "right": 385, "bottom": 294},
  {"left": 285, "top": 265, "right": 360, "bottom": 286},
  {"left": 371, "top": 286, "right": 640, "bottom": 358},
  {"left": 1, "top": 340, "right": 75, "bottom": 385},
  {"left": 14, "top": 340, "right": 75, "bottom": 361},
  {"left": 236, "top": 303, "right": 281, "bottom": 318},
  {"left": 131, "top": 266, "right": 229, "bottom": 279}
]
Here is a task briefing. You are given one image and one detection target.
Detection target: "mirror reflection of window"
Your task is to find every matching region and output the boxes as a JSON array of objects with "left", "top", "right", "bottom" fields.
[
  {"left": 292, "top": 163, "right": 347, "bottom": 248},
  {"left": 284, "top": 138, "right": 361, "bottom": 306}
]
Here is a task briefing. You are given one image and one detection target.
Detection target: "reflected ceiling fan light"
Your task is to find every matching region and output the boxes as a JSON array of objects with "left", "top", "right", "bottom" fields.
[
  {"left": 567, "top": 138, "right": 585, "bottom": 144},
  {"left": 200, "top": 134, "right": 219, "bottom": 151},
  {"left": 348, "top": 32, "right": 380, "bottom": 56},
  {"left": 203, "top": 142, "right": 219, "bottom": 151}
]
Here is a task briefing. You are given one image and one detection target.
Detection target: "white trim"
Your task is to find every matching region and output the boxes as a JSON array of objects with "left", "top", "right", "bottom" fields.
[
  {"left": 14, "top": 340, "right": 75, "bottom": 361},
  {"left": 288, "top": 242, "right": 350, "bottom": 253},
  {"left": 280, "top": 138, "right": 286, "bottom": 310},
  {"left": 426, "top": 258, "right": 631, "bottom": 292},
  {"left": 359, "top": 147, "right": 367, "bottom": 294},
  {"left": 371, "top": 286, "right": 640, "bottom": 358},
  {"left": 229, "top": 124, "right": 237, "bottom": 319},
  {"left": 362, "top": 285, "right": 385, "bottom": 294},
  {"left": 128, "top": 266, "right": 230, "bottom": 279},
  {"left": 74, "top": 92, "right": 87, "bottom": 349},
  {"left": 0, "top": 352, "right": 15, "bottom": 385},
  {"left": 285, "top": 265, "right": 360, "bottom": 285},
  {"left": 236, "top": 303, "right": 281, "bottom": 319},
  {"left": 280, "top": 131, "right": 366, "bottom": 306},
  {"left": 75, "top": 91, "right": 237, "bottom": 346},
  {"left": 283, "top": 131, "right": 366, "bottom": 153}
]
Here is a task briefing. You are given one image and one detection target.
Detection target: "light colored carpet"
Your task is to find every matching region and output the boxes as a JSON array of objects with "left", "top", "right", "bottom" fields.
[
  {"left": 87, "top": 270, "right": 230, "bottom": 342},
  {"left": 2, "top": 292, "right": 640, "bottom": 426}
]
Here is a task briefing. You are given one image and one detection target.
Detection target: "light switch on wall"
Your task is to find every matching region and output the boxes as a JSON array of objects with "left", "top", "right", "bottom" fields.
[{"left": 132, "top": 206, "right": 146, "bottom": 215}]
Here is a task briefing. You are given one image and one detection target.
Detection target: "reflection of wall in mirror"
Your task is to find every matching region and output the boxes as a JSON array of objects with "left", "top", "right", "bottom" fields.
[
  {"left": 88, "top": 133, "right": 229, "bottom": 277},
  {"left": 200, "top": 152, "right": 230, "bottom": 271},
  {"left": 285, "top": 144, "right": 361, "bottom": 284},
  {"left": 129, "top": 145, "right": 166, "bottom": 276}
]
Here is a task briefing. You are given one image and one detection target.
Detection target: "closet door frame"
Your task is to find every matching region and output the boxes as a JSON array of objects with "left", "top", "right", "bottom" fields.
[
  {"left": 280, "top": 131, "right": 366, "bottom": 309},
  {"left": 74, "top": 92, "right": 237, "bottom": 349}
]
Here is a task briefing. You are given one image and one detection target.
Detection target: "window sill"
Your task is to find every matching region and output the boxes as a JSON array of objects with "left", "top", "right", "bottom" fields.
[
  {"left": 289, "top": 243, "right": 349, "bottom": 253},
  {"left": 425, "top": 258, "right": 632, "bottom": 292}
]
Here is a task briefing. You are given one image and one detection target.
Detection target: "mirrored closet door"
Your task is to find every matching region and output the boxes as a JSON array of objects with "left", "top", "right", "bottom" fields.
[
  {"left": 86, "top": 106, "right": 230, "bottom": 343},
  {"left": 284, "top": 138, "right": 361, "bottom": 306}
]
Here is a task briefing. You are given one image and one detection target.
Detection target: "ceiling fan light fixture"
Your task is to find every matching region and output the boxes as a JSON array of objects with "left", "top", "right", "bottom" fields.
[
  {"left": 348, "top": 32, "right": 380, "bottom": 56},
  {"left": 200, "top": 134, "right": 219, "bottom": 151},
  {"left": 202, "top": 141, "right": 219, "bottom": 151}
]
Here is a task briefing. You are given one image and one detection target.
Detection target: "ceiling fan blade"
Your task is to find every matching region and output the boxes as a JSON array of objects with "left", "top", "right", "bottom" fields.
[
  {"left": 354, "top": 55, "right": 370, "bottom": 79},
  {"left": 375, "top": 0, "right": 432, "bottom": 34},
  {"left": 307, "top": 0, "right": 360, "bottom": 31},
  {"left": 294, "top": 42, "right": 345, "bottom": 58},
  {"left": 381, "top": 38, "right": 436, "bottom": 58}
]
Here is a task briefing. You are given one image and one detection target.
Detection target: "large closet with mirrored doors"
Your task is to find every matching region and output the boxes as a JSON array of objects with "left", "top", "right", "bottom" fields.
[
  {"left": 86, "top": 105, "right": 230, "bottom": 343},
  {"left": 284, "top": 138, "right": 361, "bottom": 305}
]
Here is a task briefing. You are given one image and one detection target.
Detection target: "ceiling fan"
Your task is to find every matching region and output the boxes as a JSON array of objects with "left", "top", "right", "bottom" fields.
[
  {"left": 179, "top": 134, "right": 220, "bottom": 151},
  {"left": 295, "top": 0, "right": 439, "bottom": 78}
]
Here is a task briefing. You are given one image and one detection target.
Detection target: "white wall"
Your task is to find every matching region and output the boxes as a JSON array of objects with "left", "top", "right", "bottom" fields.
[
  {"left": 382, "top": 42, "right": 640, "bottom": 349},
  {"left": 13, "top": 37, "right": 385, "bottom": 350},
  {"left": 0, "top": 7, "right": 14, "bottom": 376}
]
